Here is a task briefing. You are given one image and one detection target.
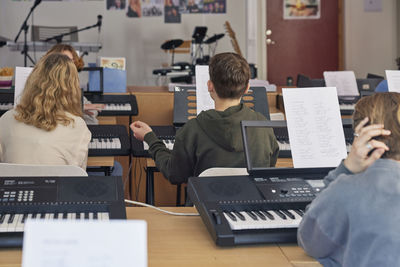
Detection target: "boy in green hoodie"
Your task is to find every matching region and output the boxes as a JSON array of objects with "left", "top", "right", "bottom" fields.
[{"left": 131, "top": 52, "right": 279, "bottom": 184}]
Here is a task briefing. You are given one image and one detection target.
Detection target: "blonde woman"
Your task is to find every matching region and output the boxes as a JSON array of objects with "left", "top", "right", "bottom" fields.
[{"left": 0, "top": 53, "right": 91, "bottom": 169}]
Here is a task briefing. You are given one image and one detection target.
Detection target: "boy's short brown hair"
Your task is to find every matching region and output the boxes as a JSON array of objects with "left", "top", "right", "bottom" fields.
[
  {"left": 353, "top": 92, "right": 400, "bottom": 160},
  {"left": 209, "top": 52, "right": 250, "bottom": 99}
]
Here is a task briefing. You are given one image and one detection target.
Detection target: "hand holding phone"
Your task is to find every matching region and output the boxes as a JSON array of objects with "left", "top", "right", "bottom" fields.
[{"left": 344, "top": 117, "right": 391, "bottom": 173}]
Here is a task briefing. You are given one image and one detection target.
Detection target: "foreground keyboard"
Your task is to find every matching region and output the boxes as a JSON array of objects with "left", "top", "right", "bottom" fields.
[
  {"left": 84, "top": 94, "right": 138, "bottom": 116},
  {"left": 0, "top": 176, "right": 126, "bottom": 247},
  {"left": 188, "top": 168, "right": 332, "bottom": 246},
  {"left": 88, "top": 125, "right": 130, "bottom": 156},
  {"left": 131, "top": 125, "right": 176, "bottom": 157}
]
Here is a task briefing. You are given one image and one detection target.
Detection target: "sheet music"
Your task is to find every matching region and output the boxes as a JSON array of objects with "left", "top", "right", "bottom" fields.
[
  {"left": 195, "top": 65, "right": 214, "bottom": 114},
  {"left": 14, "top": 66, "right": 33, "bottom": 107},
  {"left": 22, "top": 220, "right": 147, "bottom": 267},
  {"left": 385, "top": 70, "right": 400, "bottom": 92},
  {"left": 282, "top": 87, "right": 347, "bottom": 168},
  {"left": 323, "top": 71, "right": 359, "bottom": 96}
]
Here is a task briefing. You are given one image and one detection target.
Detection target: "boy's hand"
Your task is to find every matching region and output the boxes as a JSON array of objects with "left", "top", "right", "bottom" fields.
[
  {"left": 344, "top": 117, "right": 390, "bottom": 173},
  {"left": 130, "top": 121, "right": 152, "bottom": 141}
]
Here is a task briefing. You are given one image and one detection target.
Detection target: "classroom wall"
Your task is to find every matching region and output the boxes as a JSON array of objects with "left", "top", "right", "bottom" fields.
[
  {"left": 344, "top": 0, "right": 398, "bottom": 77},
  {"left": 1, "top": 0, "right": 398, "bottom": 85},
  {"left": 0, "top": 0, "right": 245, "bottom": 86}
]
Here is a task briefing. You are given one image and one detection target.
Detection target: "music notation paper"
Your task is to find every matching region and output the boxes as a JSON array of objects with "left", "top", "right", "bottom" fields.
[
  {"left": 195, "top": 65, "right": 214, "bottom": 114},
  {"left": 386, "top": 70, "right": 400, "bottom": 92},
  {"left": 14, "top": 66, "right": 33, "bottom": 107},
  {"left": 282, "top": 87, "right": 347, "bottom": 168},
  {"left": 22, "top": 220, "right": 147, "bottom": 267},
  {"left": 323, "top": 71, "right": 359, "bottom": 96}
]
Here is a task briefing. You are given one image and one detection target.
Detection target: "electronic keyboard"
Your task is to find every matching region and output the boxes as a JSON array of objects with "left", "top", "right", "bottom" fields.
[
  {"left": 131, "top": 126, "right": 176, "bottom": 157},
  {"left": 0, "top": 176, "right": 126, "bottom": 247},
  {"left": 173, "top": 86, "right": 270, "bottom": 127},
  {"left": 0, "top": 91, "right": 14, "bottom": 116},
  {"left": 84, "top": 94, "right": 138, "bottom": 116},
  {"left": 88, "top": 125, "right": 130, "bottom": 156},
  {"left": 187, "top": 168, "right": 332, "bottom": 246}
]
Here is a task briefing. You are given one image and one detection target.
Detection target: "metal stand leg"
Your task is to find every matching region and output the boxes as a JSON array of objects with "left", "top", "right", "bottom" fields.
[{"left": 146, "top": 167, "right": 155, "bottom": 205}]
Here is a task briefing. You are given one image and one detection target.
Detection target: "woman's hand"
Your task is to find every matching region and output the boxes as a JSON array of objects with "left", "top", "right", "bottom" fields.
[
  {"left": 344, "top": 117, "right": 391, "bottom": 173},
  {"left": 130, "top": 121, "right": 152, "bottom": 141}
]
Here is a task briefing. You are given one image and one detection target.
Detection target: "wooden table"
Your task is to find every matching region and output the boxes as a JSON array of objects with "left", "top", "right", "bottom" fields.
[{"left": 0, "top": 207, "right": 320, "bottom": 267}]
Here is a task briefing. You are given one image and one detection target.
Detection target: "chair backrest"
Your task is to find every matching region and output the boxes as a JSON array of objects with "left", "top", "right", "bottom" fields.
[
  {"left": 199, "top": 167, "right": 248, "bottom": 177},
  {"left": 0, "top": 163, "right": 88, "bottom": 177},
  {"left": 31, "top": 25, "right": 78, "bottom": 42}
]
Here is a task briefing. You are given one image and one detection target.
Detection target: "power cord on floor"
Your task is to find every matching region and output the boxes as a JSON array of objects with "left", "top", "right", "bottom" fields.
[{"left": 124, "top": 199, "right": 199, "bottom": 216}]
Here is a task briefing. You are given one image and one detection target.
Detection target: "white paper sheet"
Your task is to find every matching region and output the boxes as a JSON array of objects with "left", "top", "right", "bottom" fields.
[
  {"left": 195, "top": 65, "right": 214, "bottom": 114},
  {"left": 323, "top": 71, "right": 359, "bottom": 96},
  {"left": 282, "top": 87, "right": 347, "bottom": 168},
  {"left": 385, "top": 70, "right": 400, "bottom": 92},
  {"left": 14, "top": 66, "right": 33, "bottom": 106},
  {"left": 22, "top": 220, "right": 147, "bottom": 267}
]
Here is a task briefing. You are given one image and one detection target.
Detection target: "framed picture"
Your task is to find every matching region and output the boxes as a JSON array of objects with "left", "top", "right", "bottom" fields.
[{"left": 283, "top": 0, "right": 320, "bottom": 20}]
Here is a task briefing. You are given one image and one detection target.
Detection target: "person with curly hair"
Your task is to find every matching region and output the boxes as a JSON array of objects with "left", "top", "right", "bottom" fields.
[{"left": 0, "top": 53, "right": 91, "bottom": 170}]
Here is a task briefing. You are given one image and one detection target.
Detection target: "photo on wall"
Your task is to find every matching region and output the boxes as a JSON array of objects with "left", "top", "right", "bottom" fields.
[
  {"left": 283, "top": 0, "right": 320, "bottom": 19},
  {"left": 179, "top": 0, "right": 203, "bottom": 14},
  {"left": 142, "top": 0, "right": 163, "bottom": 17},
  {"left": 165, "top": 0, "right": 181, "bottom": 23},
  {"left": 126, "top": 0, "right": 142, "bottom": 17},
  {"left": 202, "top": 0, "right": 225, "bottom": 13},
  {"left": 107, "top": 0, "right": 126, "bottom": 10}
]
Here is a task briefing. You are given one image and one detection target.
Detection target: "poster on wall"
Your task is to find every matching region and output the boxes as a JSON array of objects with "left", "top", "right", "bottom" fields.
[
  {"left": 142, "top": 0, "right": 163, "bottom": 16},
  {"left": 202, "top": 0, "right": 225, "bottom": 13},
  {"left": 126, "top": 0, "right": 142, "bottom": 17},
  {"left": 283, "top": 0, "right": 320, "bottom": 19},
  {"left": 179, "top": 0, "right": 203, "bottom": 14},
  {"left": 107, "top": 0, "right": 126, "bottom": 10},
  {"left": 165, "top": 0, "right": 181, "bottom": 23}
]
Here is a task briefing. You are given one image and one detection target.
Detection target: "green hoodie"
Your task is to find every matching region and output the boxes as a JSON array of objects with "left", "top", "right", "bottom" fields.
[{"left": 144, "top": 103, "right": 279, "bottom": 184}]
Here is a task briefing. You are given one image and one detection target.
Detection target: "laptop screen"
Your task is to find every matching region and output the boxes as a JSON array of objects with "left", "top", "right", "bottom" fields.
[{"left": 240, "top": 120, "right": 334, "bottom": 178}]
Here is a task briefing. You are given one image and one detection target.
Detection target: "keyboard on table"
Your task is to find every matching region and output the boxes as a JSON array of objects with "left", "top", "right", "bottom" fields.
[
  {"left": 0, "top": 91, "right": 14, "bottom": 116},
  {"left": 0, "top": 176, "right": 126, "bottom": 247},
  {"left": 187, "top": 168, "right": 331, "bottom": 246},
  {"left": 131, "top": 125, "right": 176, "bottom": 157},
  {"left": 88, "top": 125, "right": 130, "bottom": 156},
  {"left": 338, "top": 96, "right": 359, "bottom": 115},
  {"left": 84, "top": 94, "right": 138, "bottom": 116}
]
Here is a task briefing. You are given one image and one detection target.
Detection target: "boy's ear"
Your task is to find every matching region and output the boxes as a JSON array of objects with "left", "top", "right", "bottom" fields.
[
  {"left": 207, "top": 80, "right": 214, "bottom": 93},
  {"left": 244, "top": 83, "right": 250, "bottom": 94}
]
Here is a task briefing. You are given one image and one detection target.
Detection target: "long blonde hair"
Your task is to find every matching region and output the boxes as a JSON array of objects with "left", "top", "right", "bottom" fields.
[{"left": 15, "top": 53, "right": 83, "bottom": 131}]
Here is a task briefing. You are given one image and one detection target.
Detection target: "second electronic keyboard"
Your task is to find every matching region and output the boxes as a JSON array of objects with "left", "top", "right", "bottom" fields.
[
  {"left": 88, "top": 125, "right": 130, "bottom": 156},
  {"left": 84, "top": 94, "right": 138, "bottom": 116},
  {"left": 187, "top": 168, "right": 332, "bottom": 246},
  {"left": 0, "top": 176, "right": 126, "bottom": 248},
  {"left": 131, "top": 126, "right": 176, "bottom": 157}
]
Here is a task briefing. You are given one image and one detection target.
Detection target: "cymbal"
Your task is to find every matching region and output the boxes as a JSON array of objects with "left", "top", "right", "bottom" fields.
[
  {"left": 161, "top": 39, "right": 184, "bottom": 50},
  {"left": 204, "top": 33, "right": 224, "bottom": 44}
]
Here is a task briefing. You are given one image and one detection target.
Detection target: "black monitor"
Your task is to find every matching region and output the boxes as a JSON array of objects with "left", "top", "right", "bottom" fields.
[{"left": 192, "top": 26, "right": 207, "bottom": 44}]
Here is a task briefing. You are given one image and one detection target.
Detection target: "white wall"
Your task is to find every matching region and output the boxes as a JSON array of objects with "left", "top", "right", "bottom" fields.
[
  {"left": 344, "top": 0, "right": 398, "bottom": 77},
  {"left": 0, "top": 0, "right": 246, "bottom": 85}
]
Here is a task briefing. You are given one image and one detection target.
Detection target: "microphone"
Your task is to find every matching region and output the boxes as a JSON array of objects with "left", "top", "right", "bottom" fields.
[
  {"left": 32, "top": 0, "right": 42, "bottom": 10},
  {"left": 97, "top": 15, "right": 103, "bottom": 33}
]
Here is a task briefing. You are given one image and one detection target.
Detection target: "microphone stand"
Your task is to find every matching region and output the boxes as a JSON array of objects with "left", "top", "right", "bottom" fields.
[
  {"left": 14, "top": 2, "right": 40, "bottom": 67},
  {"left": 44, "top": 21, "right": 101, "bottom": 43}
]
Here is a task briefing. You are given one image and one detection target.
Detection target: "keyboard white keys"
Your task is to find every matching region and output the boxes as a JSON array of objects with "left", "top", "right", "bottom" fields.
[
  {"left": 103, "top": 103, "right": 131, "bottom": 111},
  {"left": 90, "top": 138, "right": 121, "bottom": 150},
  {"left": 143, "top": 139, "right": 175, "bottom": 151},
  {"left": 277, "top": 141, "right": 290, "bottom": 151},
  {"left": 0, "top": 103, "right": 13, "bottom": 110},
  {"left": 223, "top": 210, "right": 302, "bottom": 231},
  {"left": 340, "top": 103, "right": 355, "bottom": 110}
]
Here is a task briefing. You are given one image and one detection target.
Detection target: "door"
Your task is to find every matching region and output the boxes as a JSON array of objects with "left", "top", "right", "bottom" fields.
[{"left": 266, "top": 0, "right": 340, "bottom": 86}]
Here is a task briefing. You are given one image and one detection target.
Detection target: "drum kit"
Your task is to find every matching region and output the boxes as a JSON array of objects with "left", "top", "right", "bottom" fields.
[{"left": 160, "top": 26, "right": 224, "bottom": 67}]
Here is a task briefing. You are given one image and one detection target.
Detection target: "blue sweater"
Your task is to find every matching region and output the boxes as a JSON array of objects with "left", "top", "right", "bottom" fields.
[{"left": 298, "top": 159, "right": 400, "bottom": 267}]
